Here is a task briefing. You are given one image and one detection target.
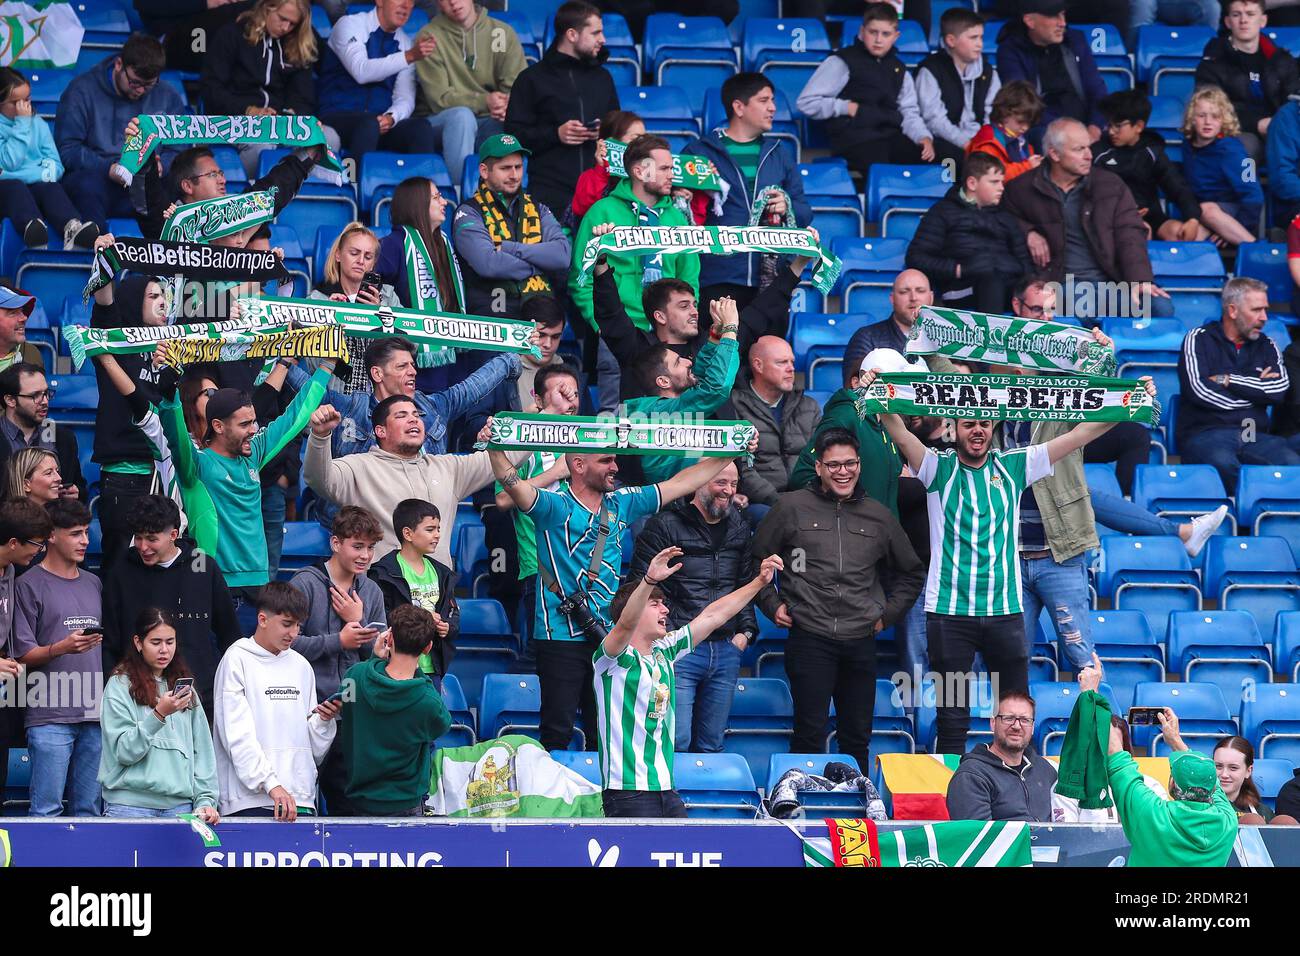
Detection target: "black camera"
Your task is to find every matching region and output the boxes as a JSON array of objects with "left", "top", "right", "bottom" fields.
[{"left": 556, "top": 590, "right": 608, "bottom": 642}]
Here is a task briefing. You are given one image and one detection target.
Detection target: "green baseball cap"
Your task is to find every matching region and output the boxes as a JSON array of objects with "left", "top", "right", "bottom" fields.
[
  {"left": 1169, "top": 750, "right": 1218, "bottom": 802},
  {"left": 479, "top": 133, "right": 531, "bottom": 161}
]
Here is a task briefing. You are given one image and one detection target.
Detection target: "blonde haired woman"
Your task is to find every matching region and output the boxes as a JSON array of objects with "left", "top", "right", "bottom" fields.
[
  {"left": 311, "top": 222, "right": 401, "bottom": 393},
  {"left": 1180, "top": 86, "right": 1265, "bottom": 247},
  {"left": 200, "top": 0, "right": 339, "bottom": 179},
  {"left": 5, "top": 447, "right": 62, "bottom": 505}
]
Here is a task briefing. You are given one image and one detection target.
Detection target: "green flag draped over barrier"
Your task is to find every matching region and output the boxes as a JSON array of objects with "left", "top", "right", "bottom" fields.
[
  {"left": 118, "top": 113, "right": 344, "bottom": 177},
  {"left": 798, "top": 818, "right": 1033, "bottom": 868},
  {"left": 575, "top": 225, "right": 841, "bottom": 293},
  {"left": 907, "top": 306, "right": 1119, "bottom": 378},
  {"left": 855, "top": 372, "right": 1161, "bottom": 425},
  {"left": 479, "top": 411, "right": 757, "bottom": 458},
  {"left": 605, "top": 138, "right": 722, "bottom": 191},
  {"left": 162, "top": 189, "right": 279, "bottom": 244}
]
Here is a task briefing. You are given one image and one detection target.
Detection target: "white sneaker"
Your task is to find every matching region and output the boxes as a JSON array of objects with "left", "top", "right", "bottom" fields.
[
  {"left": 1184, "top": 504, "right": 1229, "bottom": 557},
  {"left": 63, "top": 218, "right": 99, "bottom": 249}
]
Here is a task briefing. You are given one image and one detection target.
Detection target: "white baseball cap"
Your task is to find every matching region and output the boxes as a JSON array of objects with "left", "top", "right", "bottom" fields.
[{"left": 861, "top": 347, "right": 924, "bottom": 376}]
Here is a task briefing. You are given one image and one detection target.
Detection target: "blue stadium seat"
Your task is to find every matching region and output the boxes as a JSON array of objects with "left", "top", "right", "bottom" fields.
[
  {"left": 1164, "top": 291, "right": 1223, "bottom": 329},
  {"left": 675, "top": 752, "right": 761, "bottom": 818},
  {"left": 479, "top": 673, "right": 545, "bottom": 741},
  {"left": 894, "top": 20, "right": 930, "bottom": 66},
  {"left": 1237, "top": 467, "right": 1300, "bottom": 564},
  {"left": 267, "top": 225, "right": 312, "bottom": 297},
  {"left": 48, "top": 374, "right": 97, "bottom": 412},
  {"left": 16, "top": 252, "right": 89, "bottom": 312},
  {"left": 1167, "top": 610, "right": 1272, "bottom": 716},
  {"left": 550, "top": 750, "right": 602, "bottom": 787},
  {"left": 1237, "top": 243, "right": 1291, "bottom": 305},
  {"left": 456, "top": 598, "right": 517, "bottom": 650},
  {"left": 1251, "top": 757, "right": 1296, "bottom": 810},
  {"left": 437, "top": 673, "right": 477, "bottom": 748},
  {"left": 616, "top": 86, "right": 699, "bottom": 138},
  {"left": 1132, "top": 464, "right": 1234, "bottom": 527},
  {"left": 789, "top": 283, "right": 826, "bottom": 314},
  {"left": 1091, "top": 610, "right": 1165, "bottom": 712},
  {"left": 1277, "top": 612, "right": 1300, "bottom": 682},
  {"left": 765, "top": 753, "right": 870, "bottom": 815},
  {"left": 106, "top": 216, "right": 143, "bottom": 239},
  {"left": 1133, "top": 680, "right": 1236, "bottom": 753},
  {"left": 725, "top": 678, "right": 794, "bottom": 783},
  {"left": 77, "top": 3, "right": 132, "bottom": 45},
  {"left": 27, "top": 69, "right": 76, "bottom": 118},
  {"left": 644, "top": 15, "right": 737, "bottom": 88},
  {"left": 1240, "top": 684, "right": 1300, "bottom": 765},
  {"left": 926, "top": 0, "right": 975, "bottom": 47},
  {"left": 1145, "top": 95, "right": 1187, "bottom": 144},
  {"left": 452, "top": 522, "right": 491, "bottom": 596},
  {"left": 359, "top": 152, "right": 453, "bottom": 218},
  {"left": 1135, "top": 25, "right": 1215, "bottom": 88},
  {"left": 1096, "top": 537, "right": 1202, "bottom": 636},
  {"left": 496, "top": 9, "right": 542, "bottom": 61},
  {"left": 1147, "top": 241, "right": 1226, "bottom": 291},
  {"left": 448, "top": 647, "right": 517, "bottom": 713},
  {"left": 1104, "top": 317, "right": 1189, "bottom": 367},
  {"left": 865, "top": 163, "right": 949, "bottom": 225},
  {"left": 797, "top": 162, "right": 864, "bottom": 236},
  {"left": 1030, "top": 680, "right": 1119, "bottom": 755},
  {"left": 742, "top": 17, "right": 830, "bottom": 71},
  {"left": 831, "top": 236, "right": 910, "bottom": 298},
  {"left": 842, "top": 284, "right": 893, "bottom": 319},
  {"left": 1202, "top": 536, "right": 1300, "bottom": 638},
  {"left": 279, "top": 522, "right": 330, "bottom": 575},
  {"left": 1084, "top": 462, "right": 1123, "bottom": 499},
  {"left": 788, "top": 311, "right": 854, "bottom": 375},
  {"left": 4, "top": 748, "right": 31, "bottom": 813}
]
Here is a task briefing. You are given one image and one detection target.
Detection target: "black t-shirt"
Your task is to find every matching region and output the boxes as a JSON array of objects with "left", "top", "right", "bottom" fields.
[{"left": 897, "top": 476, "right": 930, "bottom": 565}]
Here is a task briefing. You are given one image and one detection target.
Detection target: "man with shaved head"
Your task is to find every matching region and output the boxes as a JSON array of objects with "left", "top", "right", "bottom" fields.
[
  {"left": 731, "top": 336, "right": 822, "bottom": 524},
  {"left": 845, "top": 269, "right": 936, "bottom": 376}
]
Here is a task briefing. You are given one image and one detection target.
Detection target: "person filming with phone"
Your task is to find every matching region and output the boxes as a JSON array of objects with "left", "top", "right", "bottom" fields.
[{"left": 99, "top": 607, "right": 219, "bottom": 823}]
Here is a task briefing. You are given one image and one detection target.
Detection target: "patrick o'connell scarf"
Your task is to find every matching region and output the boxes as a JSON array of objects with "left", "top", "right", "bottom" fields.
[{"left": 479, "top": 412, "right": 756, "bottom": 459}]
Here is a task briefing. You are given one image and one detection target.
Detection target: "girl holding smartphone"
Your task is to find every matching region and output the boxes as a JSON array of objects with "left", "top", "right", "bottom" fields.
[{"left": 98, "top": 607, "right": 220, "bottom": 822}]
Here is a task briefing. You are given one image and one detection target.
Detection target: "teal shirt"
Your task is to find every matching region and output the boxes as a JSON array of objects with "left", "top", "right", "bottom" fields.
[
  {"left": 160, "top": 366, "right": 330, "bottom": 588},
  {"left": 624, "top": 336, "right": 740, "bottom": 484},
  {"left": 524, "top": 481, "right": 661, "bottom": 640}
]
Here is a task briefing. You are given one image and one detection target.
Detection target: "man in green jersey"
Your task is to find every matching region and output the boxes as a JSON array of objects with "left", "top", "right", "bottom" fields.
[
  {"left": 595, "top": 544, "right": 783, "bottom": 817},
  {"left": 875, "top": 375, "right": 1146, "bottom": 754}
]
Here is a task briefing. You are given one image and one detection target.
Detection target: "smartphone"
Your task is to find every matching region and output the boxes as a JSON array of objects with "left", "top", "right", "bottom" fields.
[
  {"left": 80, "top": 626, "right": 104, "bottom": 637},
  {"left": 172, "top": 677, "right": 195, "bottom": 697},
  {"left": 363, "top": 621, "right": 386, "bottom": 631},
  {"left": 359, "top": 270, "right": 382, "bottom": 297},
  {"left": 310, "top": 687, "right": 347, "bottom": 720},
  {"left": 584, "top": 118, "right": 601, "bottom": 131},
  {"left": 1128, "top": 706, "right": 1165, "bottom": 727}
]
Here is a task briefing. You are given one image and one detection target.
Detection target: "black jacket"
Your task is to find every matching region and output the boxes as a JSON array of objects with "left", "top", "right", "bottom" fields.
[
  {"left": 1195, "top": 35, "right": 1300, "bottom": 136},
  {"left": 1278, "top": 337, "right": 1300, "bottom": 437},
  {"left": 945, "top": 743, "right": 1058, "bottom": 823},
  {"left": 753, "top": 481, "right": 924, "bottom": 641},
  {"left": 627, "top": 498, "right": 758, "bottom": 641},
  {"left": 90, "top": 280, "right": 162, "bottom": 469},
  {"left": 199, "top": 19, "right": 318, "bottom": 116},
  {"left": 1176, "top": 320, "right": 1290, "bottom": 443},
  {"left": 905, "top": 185, "right": 1031, "bottom": 294},
  {"left": 503, "top": 45, "right": 620, "bottom": 217},
  {"left": 593, "top": 261, "right": 800, "bottom": 402},
  {"left": 1091, "top": 129, "right": 1202, "bottom": 223},
  {"left": 368, "top": 551, "right": 459, "bottom": 679},
  {"left": 1277, "top": 769, "right": 1300, "bottom": 820},
  {"left": 0, "top": 421, "right": 87, "bottom": 502},
  {"left": 101, "top": 540, "right": 242, "bottom": 718}
]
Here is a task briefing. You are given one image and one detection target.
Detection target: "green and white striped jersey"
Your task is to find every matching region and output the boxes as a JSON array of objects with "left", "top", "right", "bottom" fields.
[
  {"left": 917, "top": 445, "right": 1052, "bottom": 617},
  {"left": 592, "top": 625, "right": 694, "bottom": 791}
]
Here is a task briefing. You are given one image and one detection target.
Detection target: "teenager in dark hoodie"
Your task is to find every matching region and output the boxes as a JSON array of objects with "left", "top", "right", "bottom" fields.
[
  {"left": 101, "top": 495, "right": 241, "bottom": 720},
  {"left": 368, "top": 498, "right": 459, "bottom": 685}
]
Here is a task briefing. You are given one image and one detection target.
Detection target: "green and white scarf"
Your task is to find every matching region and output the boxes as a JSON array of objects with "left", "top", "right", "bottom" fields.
[
  {"left": 235, "top": 295, "right": 540, "bottom": 359},
  {"left": 908, "top": 306, "right": 1119, "bottom": 378},
  {"left": 83, "top": 236, "right": 289, "bottom": 302},
  {"left": 855, "top": 372, "right": 1161, "bottom": 425},
  {"left": 162, "top": 189, "right": 279, "bottom": 244},
  {"left": 159, "top": 325, "right": 350, "bottom": 368},
  {"left": 576, "top": 225, "right": 841, "bottom": 293},
  {"left": 64, "top": 315, "right": 274, "bottom": 371},
  {"left": 119, "top": 114, "right": 344, "bottom": 178},
  {"left": 479, "top": 412, "right": 757, "bottom": 458},
  {"left": 605, "top": 139, "right": 722, "bottom": 191},
  {"left": 747, "top": 187, "right": 795, "bottom": 226},
  {"left": 401, "top": 226, "right": 464, "bottom": 369}
]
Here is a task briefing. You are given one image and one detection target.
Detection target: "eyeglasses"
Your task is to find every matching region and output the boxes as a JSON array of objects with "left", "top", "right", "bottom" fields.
[
  {"left": 200, "top": 387, "right": 219, "bottom": 400},
  {"left": 994, "top": 715, "right": 1034, "bottom": 726},
  {"left": 122, "top": 68, "right": 158, "bottom": 92},
  {"left": 22, "top": 538, "right": 46, "bottom": 549},
  {"left": 16, "top": 388, "right": 54, "bottom": 402},
  {"left": 821, "top": 459, "right": 861, "bottom": 473},
  {"left": 1017, "top": 303, "right": 1047, "bottom": 317},
  {"left": 188, "top": 169, "right": 226, "bottom": 183}
]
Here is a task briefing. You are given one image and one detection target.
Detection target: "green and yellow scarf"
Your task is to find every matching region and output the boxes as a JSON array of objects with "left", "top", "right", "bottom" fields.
[{"left": 469, "top": 183, "right": 551, "bottom": 299}]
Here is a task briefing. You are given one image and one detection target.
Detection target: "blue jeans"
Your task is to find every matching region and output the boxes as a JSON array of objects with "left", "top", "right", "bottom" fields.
[
  {"left": 262, "top": 482, "right": 289, "bottom": 580},
  {"left": 104, "top": 802, "right": 194, "bottom": 818},
  {"left": 897, "top": 581, "right": 929, "bottom": 689},
  {"left": 1020, "top": 553, "right": 1095, "bottom": 672},
  {"left": 426, "top": 109, "right": 501, "bottom": 189},
  {"left": 595, "top": 338, "right": 620, "bottom": 414},
  {"left": 1179, "top": 427, "right": 1300, "bottom": 496},
  {"left": 673, "top": 639, "right": 743, "bottom": 753},
  {"left": 231, "top": 587, "right": 262, "bottom": 637},
  {"left": 27, "top": 722, "right": 102, "bottom": 817},
  {"left": 1088, "top": 487, "right": 1179, "bottom": 536},
  {"left": 1127, "top": 0, "right": 1220, "bottom": 45}
]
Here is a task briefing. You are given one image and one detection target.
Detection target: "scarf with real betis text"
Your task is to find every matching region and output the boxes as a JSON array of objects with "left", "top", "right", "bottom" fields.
[{"left": 118, "top": 113, "right": 344, "bottom": 179}]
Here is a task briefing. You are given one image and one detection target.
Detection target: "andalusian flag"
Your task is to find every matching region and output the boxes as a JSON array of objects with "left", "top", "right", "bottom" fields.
[
  {"left": 801, "top": 818, "right": 1032, "bottom": 868},
  {"left": 429, "top": 736, "right": 604, "bottom": 818},
  {"left": 0, "top": 2, "right": 83, "bottom": 68},
  {"left": 878, "top": 753, "right": 961, "bottom": 820},
  {"left": 0, "top": 828, "right": 10, "bottom": 867}
]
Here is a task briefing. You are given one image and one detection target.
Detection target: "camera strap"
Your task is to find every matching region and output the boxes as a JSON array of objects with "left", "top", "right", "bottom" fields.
[{"left": 536, "top": 494, "right": 613, "bottom": 599}]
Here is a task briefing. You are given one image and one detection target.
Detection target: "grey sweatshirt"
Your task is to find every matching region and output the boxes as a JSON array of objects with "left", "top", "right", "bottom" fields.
[
  {"left": 914, "top": 53, "right": 1002, "bottom": 149},
  {"left": 795, "top": 52, "right": 932, "bottom": 144},
  {"left": 288, "top": 562, "right": 387, "bottom": 701}
]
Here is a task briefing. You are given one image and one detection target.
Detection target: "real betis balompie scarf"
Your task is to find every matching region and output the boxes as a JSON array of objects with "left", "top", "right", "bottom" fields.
[
  {"left": 235, "top": 295, "right": 541, "bottom": 359},
  {"left": 163, "top": 189, "right": 278, "bottom": 244},
  {"left": 479, "top": 411, "right": 756, "bottom": 458},
  {"left": 159, "top": 326, "right": 350, "bottom": 368},
  {"left": 64, "top": 315, "right": 274, "bottom": 371},
  {"left": 855, "top": 372, "right": 1161, "bottom": 425},
  {"left": 606, "top": 139, "right": 722, "bottom": 191},
  {"left": 798, "top": 819, "right": 1032, "bottom": 868},
  {"left": 576, "top": 225, "right": 841, "bottom": 293},
  {"left": 118, "top": 114, "right": 344, "bottom": 178},
  {"left": 908, "top": 306, "right": 1118, "bottom": 377},
  {"left": 83, "top": 236, "right": 290, "bottom": 302}
]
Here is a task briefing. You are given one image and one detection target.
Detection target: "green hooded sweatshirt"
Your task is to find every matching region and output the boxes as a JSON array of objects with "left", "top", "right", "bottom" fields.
[
  {"left": 1107, "top": 750, "right": 1238, "bottom": 867},
  {"left": 1056, "top": 689, "right": 1113, "bottom": 810},
  {"left": 787, "top": 387, "right": 902, "bottom": 517},
  {"left": 568, "top": 176, "right": 699, "bottom": 332},
  {"left": 414, "top": 8, "right": 527, "bottom": 117},
  {"left": 340, "top": 657, "right": 452, "bottom": 815}
]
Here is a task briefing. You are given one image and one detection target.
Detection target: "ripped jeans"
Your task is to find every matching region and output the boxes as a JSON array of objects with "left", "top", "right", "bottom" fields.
[{"left": 1020, "top": 552, "right": 1095, "bottom": 672}]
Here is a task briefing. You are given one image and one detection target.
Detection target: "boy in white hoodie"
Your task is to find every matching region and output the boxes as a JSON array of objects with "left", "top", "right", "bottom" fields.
[{"left": 213, "top": 582, "right": 341, "bottom": 820}]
